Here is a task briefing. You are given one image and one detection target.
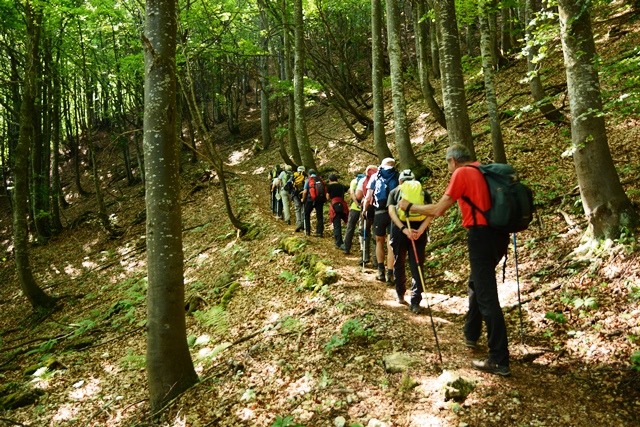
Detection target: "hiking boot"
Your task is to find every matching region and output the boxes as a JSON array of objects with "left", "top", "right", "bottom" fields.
[
  {"left": 471, "top": 358, "right": 511, "bottom": 376},
  {"left": 339, "top": 244, "right": 346, "bottom": 251},
  {"left": 465, "top": 339, "right": 478, "bottom": 350},
  {"left": 386, "top": 270, "right": 394, "bottom": 287},
  {"left": 376, "top": 269, "right": 385, "bottom": 282},
  {"left": 314, "top": 233, "right": 323, "bottom": 238},
  {"left": 410, "top": 303, "right": 421, "bottom": 314},
  {"left": 295, "top": 226, "right": 303, "bottom": 232},
  {"left": 397, "top": 295, "right": 407, "bottom": 305},
  {"left": 286, "top": 220, "right": 291, "bottom": 225}
]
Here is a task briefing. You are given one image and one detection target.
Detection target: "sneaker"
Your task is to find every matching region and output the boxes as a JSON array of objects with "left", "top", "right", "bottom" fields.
[
  {"left": 386, "top": 271, "right": 394, "bottom": 287},
  {"left": 359, "top": 259, "right": 369, "bottom": 266},
  {"left": 471, "top": 358, "right": 511, "bottom": 376},
  {"left": 410, "top": 304, "right": 420, "bottom": 314},
  {"left": 339, "top": 244, "right": 346, "bottom": 251},
  {"left": 465, "top": 339, "right": 477, "bottom": 350},
  {"left": 397, "top": 295, "right": 407, "bottom": 305},
  {"left": 376, "top": 270, "right": 385, "bottom": 282}
]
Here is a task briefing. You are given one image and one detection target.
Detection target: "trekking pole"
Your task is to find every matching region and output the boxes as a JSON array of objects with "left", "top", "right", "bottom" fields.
[
  {"left": 405, "top": 218, "right": 443, "bottom": 366},
  {"left": 512, "top": 233, "right": 525, "bottom": 345}
]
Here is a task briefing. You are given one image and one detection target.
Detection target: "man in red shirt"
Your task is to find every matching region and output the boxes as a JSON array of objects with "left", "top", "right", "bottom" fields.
[{"left": 398, "top": 144, "right": 511, "bottom": 376}]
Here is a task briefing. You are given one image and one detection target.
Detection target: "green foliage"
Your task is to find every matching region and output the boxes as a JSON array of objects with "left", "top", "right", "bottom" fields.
[
  {"left": 270, "top": 415, "right": 304, "bottom": 427},
  {"left": 545, "top": 312, "right": 567, "bottom": 324},
  {"left": 68, "top": 319, "right": 98, "bottom": 339},
  {"left": 279, "top": 271, "right": 300, "bottom": 283},
  {"left": 25, "top": 340, "right": 57, "bottom": 356},
  {"left": 119, "top": 349, "right": 146, "bottom": 370},
  {"left": 221, "top": 281, "right": 240, "bottom": 308},
  {"left": 572, "top": 296, "right": 598, "bottom": 311},
  {"left": 193, "top": 306, "right": 228, "bottom": 335},
  {"left": 631, "top": 351, "right": 640, "bottom": 371},
  {"left": 324, "top": 318, "right": 375, "bottom": 355}
]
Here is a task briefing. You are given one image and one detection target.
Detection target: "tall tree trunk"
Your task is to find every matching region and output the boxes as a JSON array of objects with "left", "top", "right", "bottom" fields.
[
  {"left": 479, "top": 2, "right": 506, "bottom": 163},
  {"left": 434, "top": 0, "right": 475, "bottom": 157},
  {"left": 386, "top": 0, "right": 421, "bottom": 170},
  {"left": 259, "top": 0, "right": 272, "bottom": 150},
  {"left": 524, "top": 0, "right": 566, "bottom": 123},
  {"left": 413, "top": 0, "right": 447, "bottom": 129},
  {"left": 557, "top": 0, "right": 638, "bottom": 239},
  {"left": 293, "top": 0, "right": 316, "bottom": 170},
  {"left": 371, "top": 0, "right": 392, "bottom": 160},
  {"left": 501, "top": 5, "right": 513, "bottom": 54},
  {"left": 281, "top": 0, "right": 301, "bottom": 165},
  {"left": 429, "top": 15, "right": 441, "bottom": 79},
  {"left": 13, "top": 0, "right": 54, "bottom": 310},
  {"left": 143, "top": 0, "right": 198, "bottom": 413},
  {"left": 51, "top": 41, "right": 64, "bottom": 231}
]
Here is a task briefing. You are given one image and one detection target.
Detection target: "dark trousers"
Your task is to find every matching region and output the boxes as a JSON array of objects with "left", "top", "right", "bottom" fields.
[
  {"left": 332, "top": 215, "right": 344, "bottom": 246},
  {"left": 343, "top": 209, "right": 361, "bottom": 253},
  {"left": 390, "top": 223, "right": 427, "bottom": 306},
  {"left": 465, "top": 226, "right": 510, "bottom": 367},
  {"left": 359, "top": 216, "right": 374, "bottom": 263},
  {"left": 304, "top": 200, "right": 324, "bottom": 235}
]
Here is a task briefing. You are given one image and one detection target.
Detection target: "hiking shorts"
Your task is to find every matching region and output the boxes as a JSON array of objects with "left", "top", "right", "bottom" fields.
[{"left": 373, "top": 210, "right": 391, "bottom": 237}]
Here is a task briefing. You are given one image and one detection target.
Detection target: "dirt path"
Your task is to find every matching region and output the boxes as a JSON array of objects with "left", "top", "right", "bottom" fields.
[{"left": 198, "top": 155, "right": 639, "bottom": 427}]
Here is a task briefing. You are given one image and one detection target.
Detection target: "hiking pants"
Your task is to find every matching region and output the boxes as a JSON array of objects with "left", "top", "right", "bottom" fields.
[
  {"left": 280, "top": 189, "right": 291, "bottom": 223},
  {"left": 332, "top": 215, "right": 344, "bottom": 247},
  {"left": 465, "top": 226, "right": 510, "bottom": 367},
  {"left": 359, "top": 216, "right": 374, "bottom": 263},
  {"left": 304, "top": 200, "right": 324, "bottom": 235},
  {"left": 293, "top": 195, "right": 304, "bottom": 229},
  {"left": 343, "top": 209, "right": 361, "bottom": 253},
  {"left": 390, "top": 223, "right": 427, "bottom": 306}
]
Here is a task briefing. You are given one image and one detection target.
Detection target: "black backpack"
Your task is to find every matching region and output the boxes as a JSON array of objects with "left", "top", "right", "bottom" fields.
[
  {"left": 283, "top": 172, "right": 294, "bottom": 192},
  {"left": 462, "top": 164, "right": 534, "bottom": 233}
]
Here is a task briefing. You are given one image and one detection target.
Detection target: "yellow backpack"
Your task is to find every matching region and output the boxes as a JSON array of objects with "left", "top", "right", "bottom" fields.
[{"left": 397, "top": 180, "right": 427, "bottom": 222}]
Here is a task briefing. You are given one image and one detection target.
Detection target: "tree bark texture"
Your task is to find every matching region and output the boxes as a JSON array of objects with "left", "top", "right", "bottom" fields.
[
  {"left": 386, "top": 0, "right": 421, "bottom": 169},
  {"left": 293, "top": 0, "right": 316, "bottom": 170},
  {"left": 557, "top": 0, "right": 638, "bottom": 238},
  {"left": 478, "top": 4, "right": 506, "bottom": 163},
  {"left": 143, "top": 0, "right": 198, "bottom": 413},
  {"left": 281, "top": 0, "right": 301, "bottom": 165},
  {"left": 371, "top": 0, "right": 392, "bottom": 161},
  {"left": 434, "top": 0, "right": 475, "bottom": 157},
  {"left": 12, "top": 0, "right": 55, "bottom": 310}
]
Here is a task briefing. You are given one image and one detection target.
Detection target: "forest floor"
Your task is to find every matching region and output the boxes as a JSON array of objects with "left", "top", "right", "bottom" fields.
[{"left": 2, "top": 6, "right": 640, "bottom": 427}]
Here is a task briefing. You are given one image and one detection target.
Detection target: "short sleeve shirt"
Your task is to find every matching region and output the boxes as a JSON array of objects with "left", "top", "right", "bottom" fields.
[
  {"left": 327, "top": 183, "right": 347, "bottom": 200},
  {"left": 445, "top": 162, "right": 490, "bottom": 228}
]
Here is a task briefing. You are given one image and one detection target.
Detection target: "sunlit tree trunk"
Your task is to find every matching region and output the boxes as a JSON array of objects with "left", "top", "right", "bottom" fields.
[
  {"left": 557, "top": 0, "right": 638, "bottom": 239},
  {"left": 13, "top": 0, "right": 55, "bottom": 310},
  {"left": 281, "top": 0, "right": 301, "bottom": 165},
  {"left": 434, "top": 0, "right": 475, "bottom": 157},
  {"left": 258, "top": 0, "right": 272, "bottom": 151},
  {"left": 413, "top": 0, "right": 446, "bottom": 129},
  {"left": 371, "top": 0, "right": 392, "bottom": 160},
  {"left": 479, "top": 1, "right": 506, "bottom": 163},
  {"left": 293, "top": 0, "right": 316, "bottom": 170},
  {"left": 143, "top": 0, "right": 198, "bottom": 413},
  {"left": 524, "top": 0, "right": 565, "bottom": 123}
]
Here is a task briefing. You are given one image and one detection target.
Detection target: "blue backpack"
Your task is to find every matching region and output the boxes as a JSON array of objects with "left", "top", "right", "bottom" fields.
[{"left": 373, "top": 168, "right": 399, "bottom": 208}]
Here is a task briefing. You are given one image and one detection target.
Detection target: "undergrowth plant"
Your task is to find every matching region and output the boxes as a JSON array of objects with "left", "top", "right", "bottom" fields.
[{"left": 324, "top": 318, "right": 375, "bottom": 355}]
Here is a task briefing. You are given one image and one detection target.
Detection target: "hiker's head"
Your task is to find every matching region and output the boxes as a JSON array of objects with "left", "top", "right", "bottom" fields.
[
  {"left": 445, "top": 144, "right": 473, "bottom": 172},
  {"left": 308, "top": 169, "right": 317, "bottom": 176},
  {"left": 380, "top": 157, "right": 396, "bottom": 169},
  {"left": 284, "top": 164, "right": 292, "bottom": 172},
  {"left": 365, "top": 165, "right": 378, "bottom": 176},
  {"left": 399, "top": 169, "right": 415, "bottom": 183},
  {"left": 328, "top": 173, "right": 338, "bottom": 182},
  {"left": 297, "top": 165, "right": 306, "bottom": 173}
]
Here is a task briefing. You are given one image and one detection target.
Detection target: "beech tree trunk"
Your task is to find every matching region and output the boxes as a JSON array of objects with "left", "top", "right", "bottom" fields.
[
  {"left": 371, "top": 0, "right": 392, "bottom": 160},
  {"left": 479, "top": 2, "right": 506, "bottom": 163},
  {"left": 557, "top": 0, "right": 638, "bottom": 239},
  {"left": 143, "top": 0, "right": 198, "bottom": 413},
  {"left": 13, "top": 0, "right": 55, "bottom": 310},
  {"left": 293, "top": 0, "right": 316, "bottom": 170},
  {"left": 386, "top": 0, "right": 421, "bottom": 169},
  {"left": 281, "top": 0, "right": 301, "bottom": 165},
  {"left": 434, "top": 0, "right": 475, "bottom": 157}
]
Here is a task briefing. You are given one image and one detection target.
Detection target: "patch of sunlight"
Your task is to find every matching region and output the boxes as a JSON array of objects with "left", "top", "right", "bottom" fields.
[
  {"left": 286, "top": 374, "right": 313, "bottom": 398},
  {"left": 49, "top": 263, "right": 61, "bottom": 274},
  {"left": 411, "top": 412, "right": 446, "bottom": 426},
  {"left": 228, "top": 148, "right": 251, "bottom": 166},
  {"left": 64, "top": 263, "right": 81, "bottom": 278},
  {"left": 410, "top": 134, "right": 425, "bottom": 145},
  {"left": 83, "top": 238, "right": 100, "bottom": 253},
  {"left": 195, "top": 334, "right": 211, "bottom": 346},
  {"left": 52, "top": 403, "right": 80, "bottom": 423},
  {"left": 268, "top": 312, "right": 281, "bottom": 323},
  {"left": 82, "top": 257, "right": 98, "bottom": 269},
  {"left": 101, "top": 361, "right": 117, "bottom": 374},
  {"left": 69, "top": 377, "right": 102, "bottom": 400},
  {"left": 253, "top": 166, "right": 267, "bottom": 175},
  {"left": 172, "top": 414, "right": 188, "bottom": 427},
  {"left": 237, "top": 406, "right": 255, "bottom": 421}
]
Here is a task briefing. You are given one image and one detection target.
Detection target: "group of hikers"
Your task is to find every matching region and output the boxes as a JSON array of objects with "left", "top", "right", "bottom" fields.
[{"left": 268, "top": 144, "right": 514, "bottom": 377}]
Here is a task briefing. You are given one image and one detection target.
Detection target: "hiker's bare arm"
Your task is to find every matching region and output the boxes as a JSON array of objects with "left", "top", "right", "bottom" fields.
[
  {"left": 388, "top": 204, "right": 404, "bottom": 230},
  {"left": 398, "top": 195, "right": 455, "bottom": 218},
  {"left": 362, "top": 189, "right": 373, "bottom": 212}
]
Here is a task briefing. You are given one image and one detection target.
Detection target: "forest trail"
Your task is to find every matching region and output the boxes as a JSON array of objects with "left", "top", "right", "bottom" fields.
[{"left": 183, "top": 142, "right": 639, "bottom": 427}]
